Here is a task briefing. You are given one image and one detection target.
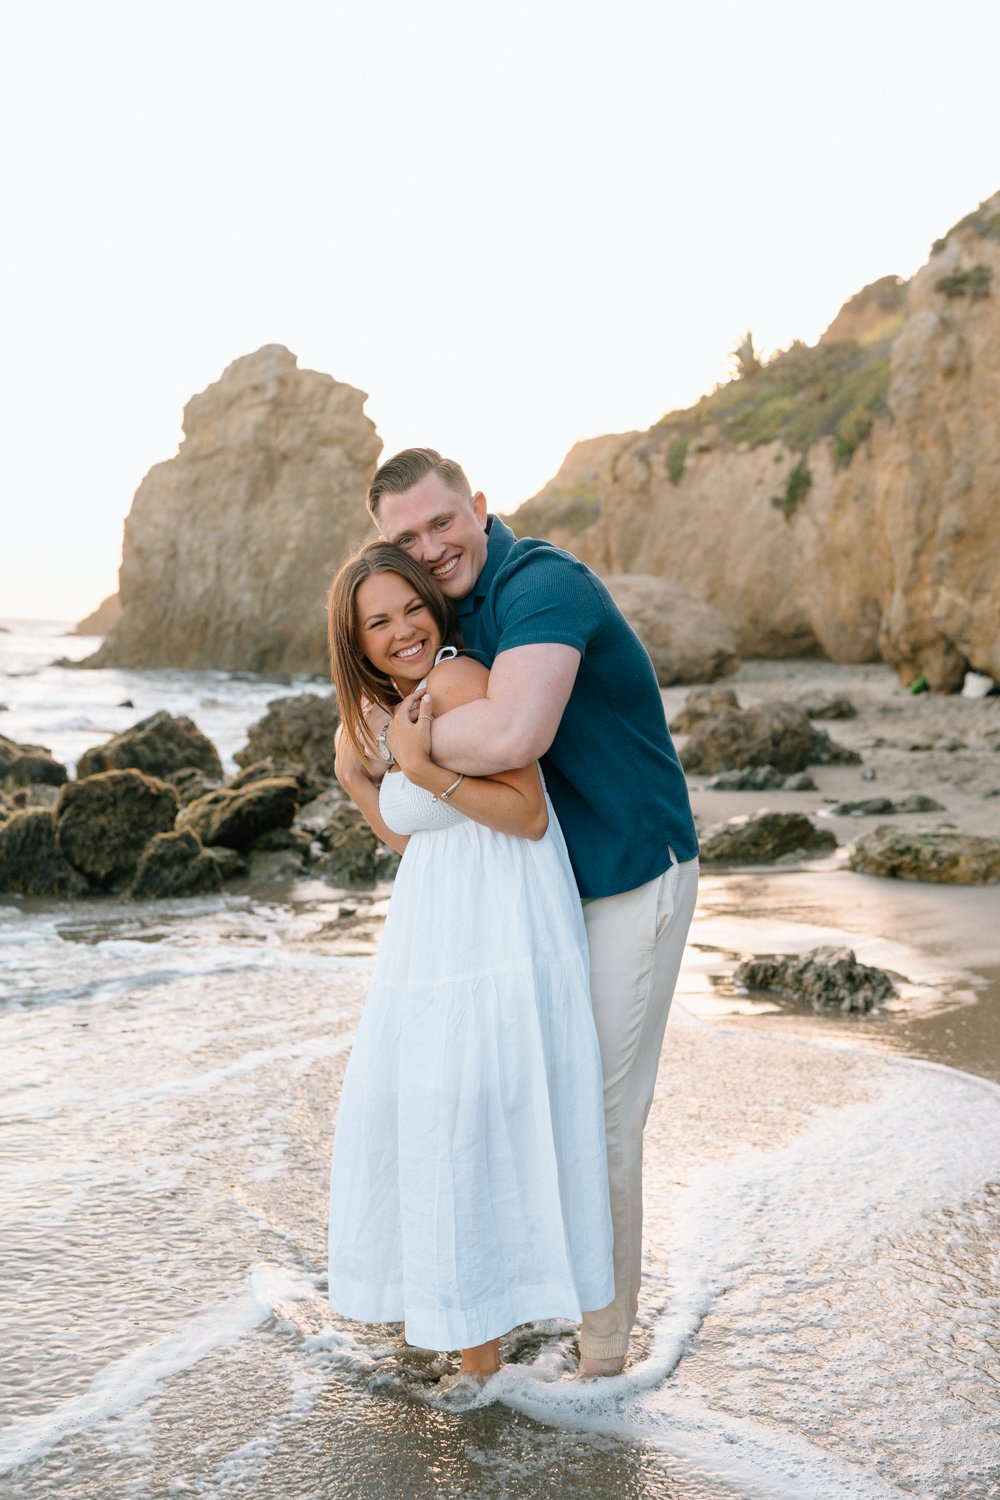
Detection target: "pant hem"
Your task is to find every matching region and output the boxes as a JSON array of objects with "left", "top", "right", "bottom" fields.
[{"left": 579, "top": 1330, "right": 630, "bottom": 1359}]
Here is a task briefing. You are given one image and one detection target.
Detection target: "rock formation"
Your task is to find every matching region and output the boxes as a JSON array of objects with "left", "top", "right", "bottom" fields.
[
  {"left": 603, "top": 575, "right": 739, "bottom": 685},
  {"left": 85, "top": 346, "right": 381, "bottom": 675},
  {"left": 735, "top": 946, "right": 897, "bottom": 1013},
  {"left": 72, "top": 593, "right": 121, "bottom": 636},
  {"left": 509, "top": 193, "right": 1000, "bottom": 690}
]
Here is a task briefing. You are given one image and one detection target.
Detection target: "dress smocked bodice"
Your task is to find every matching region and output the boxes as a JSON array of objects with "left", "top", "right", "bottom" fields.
[
  {"left": 380, "top": 770, "right": 466, "bottom": 836},
  {"left": 379, "top": 646, "right": 466, "bottom": 836}
]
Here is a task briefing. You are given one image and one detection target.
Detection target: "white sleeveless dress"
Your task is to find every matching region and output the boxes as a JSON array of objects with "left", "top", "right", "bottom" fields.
[{"left": 327, "top": 711, "right": 614, "bottom": 1351}]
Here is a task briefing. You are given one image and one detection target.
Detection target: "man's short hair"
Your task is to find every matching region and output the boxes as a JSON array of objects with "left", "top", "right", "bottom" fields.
[{"left": 366, "top": 447, "right": 472, "bottom": 521}]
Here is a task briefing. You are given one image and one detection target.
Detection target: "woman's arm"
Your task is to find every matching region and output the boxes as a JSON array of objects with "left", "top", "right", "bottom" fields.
[
  {"left": 333, "top": 720, "right": 410, "bottom": 856},
  {"left": 388, "top": 657, "right": 548, "bottom": 841}
]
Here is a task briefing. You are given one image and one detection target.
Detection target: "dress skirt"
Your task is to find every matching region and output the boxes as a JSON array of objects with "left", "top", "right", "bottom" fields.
[{"left": 327, "top": 772, "right": 614, "bottom": 1351}]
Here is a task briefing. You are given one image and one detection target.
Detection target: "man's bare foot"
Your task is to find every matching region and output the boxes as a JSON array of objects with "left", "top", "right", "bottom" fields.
[
  {"left": 459, "top": 1337, "right": 501, "bottom": 1375},
  {"left": 576, "top": 1353, "right": 626, "bottom": 1379}
]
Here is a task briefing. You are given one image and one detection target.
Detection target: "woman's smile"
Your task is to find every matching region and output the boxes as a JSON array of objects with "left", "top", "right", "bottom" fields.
[{"left": 356, "top": 572, "right": 443, "bottom": 688}]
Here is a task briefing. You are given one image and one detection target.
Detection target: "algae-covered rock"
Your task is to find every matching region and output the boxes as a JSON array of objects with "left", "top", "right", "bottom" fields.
[
  {"left": 849, "top": 826, "right": 1000, "bottom": 883},
  {"left": 130, "top": 830, "right": 223, "bottom": 899},
  {"left": 234, "top": 694, "right": 340, "bottom": 791},
  {"left": 0, "top": 809, "right": 89, "bottom": 896},
  {"left": 177, "top": 777, "right": 299, "bottom": 851},
  {"left": 700, "top": 811, "right": 837, "bottom": 864},
  {"left": 735, "top": 946, "right": 896, "bottom": 1013},
  {"left": 55, "top": 771, "right": 180, "bottom": 889},
  {"left": 77, "top": 711, "right": 222, "bottom": 782},
  {"left": 3, "top": 749, "right": 68, "bottom": 788}
]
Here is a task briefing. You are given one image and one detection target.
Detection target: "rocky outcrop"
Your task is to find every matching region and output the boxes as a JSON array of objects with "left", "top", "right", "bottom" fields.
[
  {"left": 509, "top": 192, "right": 1000, "bottom": 690},
  {"left": 700, "top": 811, "right": 837, "bottom": 864},
  {"left": 84, "top": 346, "right": 381, "bottom": 675},
  {"left": 735, "top": 946, "right": 897, "bottom": 1013},
  {"left": 678, "top": 698, "right": 859, "bottom": 775},
  {"left": 849, "top": 826, "right": 1000, "bottom": 883},
  {"left": 77, "top": 712, "right": 222, "bottom": 782},
  {"left": 233, "top": 693, "right": 340, "bottom": 795},
  {"left": 0, "top": 734, "right": 68, "bottom": 789},
  {"left": 828, "top": 795, "right": 944, "bottom": 817},
  {"left": 177, "top": 777, "right": 299, "bottom": 851},
  {"left": 603, "top": 575, "right": 739, "bottom": 685},
  {"left": 54, "top": 771, "right": 179, "bottom": 888},
  {"left": 130, "top": 830, "right": 223, "bottom": 900},
  {"left": 0, "top": 809, "right": 89, "bottom": 896},
  {"left": 72, "top": 593, "right": 121, "bottom": 636}
]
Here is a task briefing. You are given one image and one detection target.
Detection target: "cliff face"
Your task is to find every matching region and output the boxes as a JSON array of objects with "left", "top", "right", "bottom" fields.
[
  {"left": 88, "top": 346, "right": 381, "bottom": 675},
  {"left": 510, "top": 194, "right": 1000, "bottom": 689}
]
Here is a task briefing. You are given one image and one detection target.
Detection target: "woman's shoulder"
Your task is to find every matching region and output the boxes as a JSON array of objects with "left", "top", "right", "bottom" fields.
[{"left": 425, "top": 652, "right": 488, "bottom": 711}]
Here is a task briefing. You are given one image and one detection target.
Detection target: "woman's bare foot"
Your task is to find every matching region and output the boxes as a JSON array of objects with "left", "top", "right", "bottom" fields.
[
  {"left": 576, "top": 1353, "right": 625, "bottom": 1379},
  {"left": 459, "top": 1337, "right": 501, "bottom": 1375}
]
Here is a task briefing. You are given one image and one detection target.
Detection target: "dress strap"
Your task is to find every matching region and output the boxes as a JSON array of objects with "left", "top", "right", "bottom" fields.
[{"left": 415, "top": 645, "right": 460, "bottom": 693}]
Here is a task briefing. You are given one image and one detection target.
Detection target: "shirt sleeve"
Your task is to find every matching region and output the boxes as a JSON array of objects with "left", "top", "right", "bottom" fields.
[{"left": 491, "top": 545, "right": 609, "bottom": 655}]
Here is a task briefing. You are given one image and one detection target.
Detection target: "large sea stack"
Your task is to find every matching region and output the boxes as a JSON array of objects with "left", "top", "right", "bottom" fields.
[
  {"left": 85, "top": 345, "right": 381, "bottom": 675},
  {"left": 509, "top": 193, "right": 1000, "bottom": 690}
]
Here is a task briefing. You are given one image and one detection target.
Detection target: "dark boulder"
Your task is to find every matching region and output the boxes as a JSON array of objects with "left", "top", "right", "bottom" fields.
[
  {"left": 130, "top": 830, "right": 223, "bottom": 900},
  {"left": 3, "top": 749, "right": 68, "bottom": 788},
  {"left": 672, "top": 686, "right": 742, "bottom": 734},
  {"left": 0, "top": 809, "right": 89, "bottom": 896},
  {"left": 229, "top": 757, "right": 316, "bottom": 799},
  {"left": 681, "top": 700, "right": 859, "bottom": 775},
  {"left": 77, "top": 711, "right": 222, "bottom": 781},
  {"left": 704, "top": 766, "right": 786, "bottom": 791},
  {"left": 168, "top": 767, "right": 223, "bottom": 806},
  {"left": 828, "top": 795, "right": 945, "bottom": 817},
  {"left": 849, "top": 826, "right": 1000, "bottom": 884},
  {"left": 233, "top": 694, "right": 339, "bottom": 789},
  {"left": 794, "top": 692, "right": 857, "bottom": 721},
  {"left": 700, "top": 811, "right": 837, "bottom": 864},
  {"left": 735, "top": 946, "right": 896, "bottom": 1013},
  {"left": 177, "top": 777, "right": 299, "bottom": 851},
  {"left": 311, "top": 800, "right": 401, "bottom": 884},
  {"left": 55, "top": 770, "right": 179, "bottom": 888}
]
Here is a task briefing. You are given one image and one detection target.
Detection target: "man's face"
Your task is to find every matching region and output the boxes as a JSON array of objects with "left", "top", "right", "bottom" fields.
[{"left": 376, "top": 472, "right": 489, "bottom": 601}]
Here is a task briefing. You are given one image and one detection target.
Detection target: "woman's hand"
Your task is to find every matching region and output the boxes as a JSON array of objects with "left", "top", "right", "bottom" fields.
[
  {"left": 386, "top": 692, "right": 436, "bottom": 787},
  {"left": 335, "top": 720, "right": 384, "bottom": 791}
]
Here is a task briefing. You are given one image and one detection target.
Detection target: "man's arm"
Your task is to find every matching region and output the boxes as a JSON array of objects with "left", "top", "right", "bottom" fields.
[{"left": 422, "top": 642, "right": 581, "bottom": 775}]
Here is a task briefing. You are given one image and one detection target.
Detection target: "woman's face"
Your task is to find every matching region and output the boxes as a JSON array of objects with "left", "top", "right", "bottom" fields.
[{"left": 356, "top": 570, "right": 443, "bottom": 687}]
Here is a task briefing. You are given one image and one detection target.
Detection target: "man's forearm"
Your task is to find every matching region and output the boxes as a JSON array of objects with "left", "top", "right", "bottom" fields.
[{"left": 429, "top": 698, "right": 536, "bottom": 776}]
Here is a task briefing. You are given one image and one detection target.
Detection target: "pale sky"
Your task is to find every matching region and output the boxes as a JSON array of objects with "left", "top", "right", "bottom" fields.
[{"left": 2, "top": 0, "right": 998, "bottom": 619}]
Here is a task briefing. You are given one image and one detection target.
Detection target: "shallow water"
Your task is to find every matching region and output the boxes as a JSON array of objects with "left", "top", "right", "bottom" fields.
[
  {"left": 3, "top": 628, "right": 1000, "bottom": 1497},
  {"left": 2, "top": 878, "right": 999, "bottom": 1500}
]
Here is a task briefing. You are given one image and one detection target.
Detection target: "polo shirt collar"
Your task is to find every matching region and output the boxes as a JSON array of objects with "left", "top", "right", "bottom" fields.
[{"left": 456, "top": 514, "right": 516, "bottom": 618}]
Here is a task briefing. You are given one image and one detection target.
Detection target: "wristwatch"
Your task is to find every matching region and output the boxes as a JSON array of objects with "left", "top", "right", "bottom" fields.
[{"left": 376, "top": 723, "right": 396, "bottom": 765}]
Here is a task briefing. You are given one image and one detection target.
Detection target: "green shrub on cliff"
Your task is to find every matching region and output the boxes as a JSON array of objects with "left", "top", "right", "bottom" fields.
[
  {"left": 508, "top": 482, "right": 601, "bottom": 540},
  {"left": 653, "top": 335, "right": 893, "bottom": 469},
  {"left": 932, "top": 195, "right": 1000, "bottom": 255},
  {"left": 934, "top": 264, "right": 992, "bottom": 300}
]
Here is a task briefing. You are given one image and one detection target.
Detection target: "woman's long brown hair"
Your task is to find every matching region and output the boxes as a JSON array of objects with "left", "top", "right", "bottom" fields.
[{"left": 327, "top": 542, "right": 458, "bottom": 759}]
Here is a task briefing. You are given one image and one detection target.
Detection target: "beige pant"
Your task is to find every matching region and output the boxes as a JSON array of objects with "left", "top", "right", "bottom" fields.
[{"left": 579, "top": 854, "right": 699, "bottom": 1359}]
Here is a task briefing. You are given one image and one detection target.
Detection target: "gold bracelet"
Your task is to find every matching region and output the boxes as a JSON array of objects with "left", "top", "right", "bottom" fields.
[{"left": 437, "top": 774, "right": 465, "bottom": 802}]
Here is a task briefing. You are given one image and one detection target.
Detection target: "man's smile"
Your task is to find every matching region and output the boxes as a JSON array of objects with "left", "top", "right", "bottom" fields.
[{"left": 430, "top": 556, "right": 460, "bottom": 580}]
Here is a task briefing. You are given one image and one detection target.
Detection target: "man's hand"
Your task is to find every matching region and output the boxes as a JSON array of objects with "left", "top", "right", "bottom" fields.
[{"left": 334, "top": 719, "right": 386, "bottom": 791}]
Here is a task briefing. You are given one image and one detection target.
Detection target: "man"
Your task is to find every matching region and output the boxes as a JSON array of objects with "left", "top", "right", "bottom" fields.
[{"left": 336, "top": 447, "right": 699, "bottom": 1377}]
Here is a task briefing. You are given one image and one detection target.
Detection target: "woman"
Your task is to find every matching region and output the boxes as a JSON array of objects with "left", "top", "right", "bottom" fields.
[{"left": 326, "top": 542, "right": 613, "bottom": 1377}]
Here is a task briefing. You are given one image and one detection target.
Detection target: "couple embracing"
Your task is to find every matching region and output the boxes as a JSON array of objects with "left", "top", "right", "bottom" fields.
[{"left": 327, "top": 448, "right": 699, "bottom": 1380}]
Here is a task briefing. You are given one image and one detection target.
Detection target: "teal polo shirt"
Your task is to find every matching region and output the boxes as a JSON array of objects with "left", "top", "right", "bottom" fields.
[{"left": 455, "top": 516, "right": 699, "bottom": 900}]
